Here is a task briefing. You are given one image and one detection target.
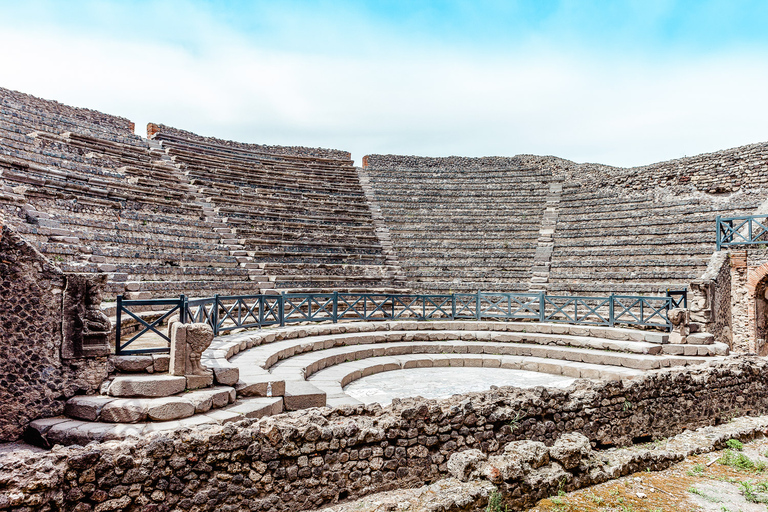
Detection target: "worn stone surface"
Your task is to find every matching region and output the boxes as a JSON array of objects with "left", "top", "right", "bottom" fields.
[
  {"left": 61, "top": 273, "right": 111, "bottom": 359},
  {"left": 6, "top": 357, "right": 768, "bottom": 512},
  {"left": 107, "top": 375, "right": 186, "bottom": 398},
  {"left": 0, "top": 223, "right": 107, "bottom": 441}
]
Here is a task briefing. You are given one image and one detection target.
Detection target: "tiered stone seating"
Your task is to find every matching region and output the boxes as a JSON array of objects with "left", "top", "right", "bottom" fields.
[
  {"left": 547, "top": 185, "right": 767, "bottom": 295},
  {"left": 0, "top": 88, "right": 268, "bottom": 308},
  {"left": 27, "top": 319, "right": 725, "bottom": 446},
  {"left": 149, "top": 125, "right": 405, "bottom": 293},
  {"left": 363, "top": 157, "right": 550, "bottom": 293}
]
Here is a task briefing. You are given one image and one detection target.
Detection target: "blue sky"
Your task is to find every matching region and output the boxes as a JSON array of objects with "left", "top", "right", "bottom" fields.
[{"left": 1, "top": 0, "right": 767, "bottom": 166}]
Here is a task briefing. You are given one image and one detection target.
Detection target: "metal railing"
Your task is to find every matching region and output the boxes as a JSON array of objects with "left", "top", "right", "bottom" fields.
[
  {"left": 716, "top": 215, "right": 768, "bottom": 250},
  {"left": 115, "top": 290, "right": 686, "bottom": 355}
]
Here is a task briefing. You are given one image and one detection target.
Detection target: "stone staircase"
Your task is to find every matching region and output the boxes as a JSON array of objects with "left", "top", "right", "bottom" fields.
[
  {"left": 530, "top": 180, "right": 562, "bottom": 292},
  {"left": 147, "top": 138, "right": 276, "bottom": 294}
]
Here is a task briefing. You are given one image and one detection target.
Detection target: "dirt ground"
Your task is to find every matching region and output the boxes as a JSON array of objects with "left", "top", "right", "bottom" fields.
[{"left": 529, "top": 437, "right": 768, "bottom": 512}]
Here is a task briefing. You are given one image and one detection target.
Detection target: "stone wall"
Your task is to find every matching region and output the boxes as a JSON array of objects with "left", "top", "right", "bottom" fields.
[
  {"left": 365, "top": 141, "right": 768, "bottom": 195},
  {"left": 690, "top": 252, "right": 732, "bottom": 344},
  {"left": 1, "top": 357, "right": 767, "bottom": 511},
  {"left": 0, "top": 222, "right": 108, "bottom": 442},
  {"left": 148, "top": 123, "right": 351, "bottom": 161}
]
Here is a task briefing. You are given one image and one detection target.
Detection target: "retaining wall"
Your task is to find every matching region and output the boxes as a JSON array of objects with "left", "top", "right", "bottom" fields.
[
  {"left": 0, "top": 222, "right": 107, "bottom": 442},
  {"left": 2, "top": 357, "right": 767, "bottom": 511}
]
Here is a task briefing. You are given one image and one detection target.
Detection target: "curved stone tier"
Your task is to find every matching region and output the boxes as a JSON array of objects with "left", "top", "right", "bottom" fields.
[{"left": 27, "top": 320, "right": 726, "bottom": 447}]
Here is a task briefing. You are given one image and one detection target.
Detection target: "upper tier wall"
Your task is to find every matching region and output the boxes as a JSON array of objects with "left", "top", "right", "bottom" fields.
[
  {"left": 148, "top": 123, "right": 351, "bottom": 161},
  {"left": 366, "top": 142, "right": 768, "bottom": 194},
  {"left": 0, "top": 87, "right": 135, "bottom": 135}
]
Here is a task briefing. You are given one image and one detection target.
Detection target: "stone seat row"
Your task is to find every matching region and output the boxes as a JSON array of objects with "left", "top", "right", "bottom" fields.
[
  {"left": 203, "top": 183, "right": 371, "bottom": 207},
  {"left": 550, "top": 257, "right": 708, "bottom": 269},
  {"left": 557, "top": 199, "right": 762, "bottom": 218},
  {"left": 0, "top": 164, "right": 197, "bottom": 212},
  {"left": 208, "top": 196, "right": 373, "bottom": 221},
  {"left": 159, "top": 135, "right": 356, "bottom": 168},
  {"left": 219, "top": 206, "right": 377, "bottom": 228},
  {"left": 189, "top": 170, "right": 366, "bottom": 198},
  {"left": 177, "top": 154, "right": 362, "bottom": 184},
  {"left": 0, "top": 100, "right": 137, "bottom": 141},
  {"left": 386, "top": 240, "right": 538, "bottom": 250},
  {"left": 1, "top": 89, "right": 137, "bottom": 134}
]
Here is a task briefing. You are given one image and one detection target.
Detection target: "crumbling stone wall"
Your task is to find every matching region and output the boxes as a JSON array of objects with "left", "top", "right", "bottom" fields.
[
  {"left": 690, "top": 252, "right": 732, "bottom": 344},
  {"left": 0, "top": 223, "right": 107, "bottom": 441},
  {"left": 1, "top": 357, "right": 767, "bottom": 511},
  {"left": 148, "top": 123, "right": 350, "bottom": 160}
]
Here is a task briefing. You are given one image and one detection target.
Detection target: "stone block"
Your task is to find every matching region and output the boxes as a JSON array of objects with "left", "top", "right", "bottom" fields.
[
  {"left": 153, "top": 354, "right": 170, "bottom": 373},
  {"left": 108, "top": 375, "right": 186, "bottom": 398},
  {"left": 146, "top": 398, "right": 196, "bottom": 421},
  {"left": 211, "top": 364, "right": 240, "bottom": 386},
  {"left": 65, "top": 396, "right": 116, "bottom": 421},
  {"left": 687, "top": 333, "right": 715, "bottom": 345},
  {"left": 112, "top": 355, "right": 153, "bottom": 373},
  {"left": 283, "top": 381, "right": 326, "bottom": 411},
  {"left": 186, "top": 374, "right": 214, "bottom": 390},
  {"left": 236, "top": 378, "right": 286, "bottom": 397},
  {"left": 100, "top": 400, "right": 148, "bottom": 423}
]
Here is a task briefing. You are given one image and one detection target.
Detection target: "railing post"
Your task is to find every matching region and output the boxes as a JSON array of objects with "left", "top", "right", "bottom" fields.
[
  {"left": 716, "top": 216, "right": 722, "bottom": 251},
  {"left": 475, "top": 292, "right": 481, "bottom": 321},
  {"left": 422, "top": 295, "right": 426, "bottom": 320},
  {"left": 609, "top": 294, "right": 615, "bottom": 327},
  {"left": 539, "top": 291, "right": 546, "bottom": 322},
  {"left": 115, "top": 295, "right": 123, "bottom": 355},
  {"left": 179, "top": 294, "right": 186, "bottom": 324},
  {"left": 212, "top": 295, "right": 219, "bottom": 335},
  {"left": 258, "top": 295, "right": 264, "bottom": 327},
  {"left": 451, "top": 294, "right": 456, "bottom": 320},
  {"left": 279, "top": 293, "right": 285, "bottom": 327},
  {"left": 333, "top": 291, "right": 338, "bottom": 323}
]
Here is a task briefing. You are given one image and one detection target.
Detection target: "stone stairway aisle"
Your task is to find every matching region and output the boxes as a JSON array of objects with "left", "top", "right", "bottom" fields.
[
  {"left": 357, "top": 168, "right": 408, "bottom": 290},
  {"left": 146, "top": 139, "right": 275, "bottom": 295},
  {"left": 529, "top": 180, "right": 563, "bottom": 292}
]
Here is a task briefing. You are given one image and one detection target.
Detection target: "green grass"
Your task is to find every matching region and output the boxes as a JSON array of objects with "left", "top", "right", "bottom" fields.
[
  {"left": 739, "top": 480, "right": 768, "bottom": 504},
  {"left": 718, "top": 449, "right": 767, "bottom": 472},
  {"left": 726, "top": 439, "right": 744, "bottom": 451}
]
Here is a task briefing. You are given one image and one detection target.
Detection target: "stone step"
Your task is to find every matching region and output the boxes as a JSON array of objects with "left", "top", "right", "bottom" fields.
[
  {"left": 27, "top": 397, "right": 282, "bottom": 447},
  {"left": 107, "top": 375, "right": 187, "bottom": 398},
  {"left": 65, "top": 387, "right": 236, "bottom": 423}
]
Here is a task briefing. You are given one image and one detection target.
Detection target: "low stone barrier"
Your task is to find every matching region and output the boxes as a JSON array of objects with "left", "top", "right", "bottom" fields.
[{"left": 2, "top": 356, "right": 768, "bottom": 511}]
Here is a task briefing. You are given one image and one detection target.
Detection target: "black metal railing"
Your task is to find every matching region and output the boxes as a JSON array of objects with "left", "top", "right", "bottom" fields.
[
  {"left": 716, "top": 214, "right": 768, "bottom": 250},
  {"left": 114, "top": 290, "right": 686, "bottom": 355}
]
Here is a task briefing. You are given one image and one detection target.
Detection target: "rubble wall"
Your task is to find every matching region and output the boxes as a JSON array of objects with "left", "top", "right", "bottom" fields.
[
  {"left": 2, "top": 357, "right": 767, "bottom": 511},
  {"left": 0, "top": 223, "right": 107, "bottom": 442}
]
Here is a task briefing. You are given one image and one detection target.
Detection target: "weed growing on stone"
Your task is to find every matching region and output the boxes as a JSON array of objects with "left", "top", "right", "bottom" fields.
[
  {"left": 688, "top": 486, "right": 722, "bottom": 502},
  {"left": 725, "top": 439, "right": 743, "bottom": 451},
  {"left": 486, "top": 490, "right": 507, "bottom": 512},
  {"left": 739, "top": 480, "right": 768, "bottom": 504},
  {"left": 622, "top": 399, "right": 632, "bottom": 412},
  {"left": 508, "top": 410, "right": 524, "bottom": 431},
  {"left": 687, "top": 463, "right": 705, "bottom": 476},
  {"left": 718, "top": 449, "right": 767, "bottom": 472}
]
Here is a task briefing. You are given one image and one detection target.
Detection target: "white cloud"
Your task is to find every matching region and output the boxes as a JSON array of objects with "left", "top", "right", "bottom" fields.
[{"left": 0, "top": 12, "right": 767, "bottom": 168}]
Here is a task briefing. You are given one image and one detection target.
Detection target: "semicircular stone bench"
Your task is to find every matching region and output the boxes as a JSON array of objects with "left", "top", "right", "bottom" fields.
[{"left": 28, "top": 320, "right": 728, "bottom": 447}]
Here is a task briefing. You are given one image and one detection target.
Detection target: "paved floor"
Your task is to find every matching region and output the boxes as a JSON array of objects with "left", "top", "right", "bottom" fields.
[{"left": 343, "top": 367, "right": 576, "bottom": 405}]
